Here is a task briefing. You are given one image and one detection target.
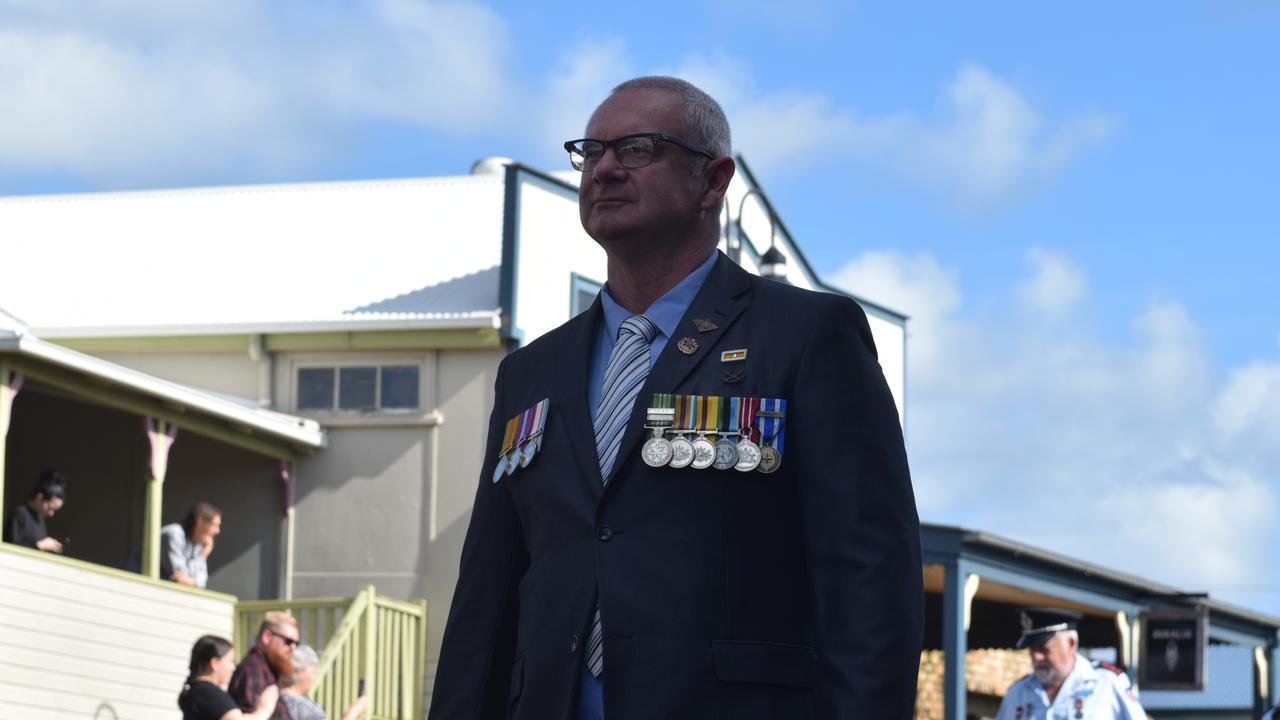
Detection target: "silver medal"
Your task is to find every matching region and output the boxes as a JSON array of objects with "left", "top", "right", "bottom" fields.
[
  {"left": 668, "top": 436, "right": 695, "bottom": 468},
  {"left": 691, "top": 435, "right": 716, "bottom": 469},
  {"left": 757, "top": 445, "right": 781, "bottom": 474},
  {"left": 734, "top": 438, "right": 761, "bottom": 472},
  {"left": 642, "top": 435, "right": 674, "bottom": 467},
  {"left": 492, "top": 454, "right": 509, "bottom": 483},
  {"left": 519, "top": 441, "right": 536, "bottom": 468},
  {"left": 712, "top": 437, "right": 738, "bottom": 470}
]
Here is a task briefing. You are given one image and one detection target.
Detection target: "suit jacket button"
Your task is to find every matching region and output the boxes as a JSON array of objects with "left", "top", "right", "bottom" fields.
[
  {"left": 596, "top": 525, "right": 614, "bottom": 542},
  {"left": 569, "top": 634, "right": 578, "bottom": 653}
]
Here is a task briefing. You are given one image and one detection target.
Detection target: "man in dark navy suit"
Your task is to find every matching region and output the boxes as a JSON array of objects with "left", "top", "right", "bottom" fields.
[{"left": 430, "top": 76, "right": 923, "bottom": 719}]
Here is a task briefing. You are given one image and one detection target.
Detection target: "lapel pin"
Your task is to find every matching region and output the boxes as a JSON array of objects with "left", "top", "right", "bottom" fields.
[
  {"left": 720, "top": 349, "right": 747, "bottom": 363},
  {"left": 723, "top": 369, "right": 745, "bottom": 383},
  {"left": 692, "top": 318, "right": 719, "bottom": 332},
  {"left": 677, "top": 337, "right": 699, "bottom": 355}
]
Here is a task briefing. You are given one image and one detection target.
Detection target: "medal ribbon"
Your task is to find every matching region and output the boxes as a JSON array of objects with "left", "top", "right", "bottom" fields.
[
  {"left": 694, "top": 395, "right": 721, "bottom": 440},
  {"left": 757, "top": 398, "right": 787, "bottom": 455},
  {"left": 499, "top": 413, "right": 520, "bottom": 459},
  {"left": 738, "top": 397, "right": 761, "bottom": 444},
  {"left": 646, "top": 393, "right": 675, "bottom": 439},
  {"left": 726, "top": 396, "right": 740, "bottom": 435},
  {"left": 533, "top": 399, "right": 549, "bottom": 449},
  {"left": 514, "top": 405, "right": 534, "bottom": 451},
  {"left": 673, "top": 394, "right": 696, "bottom": 435}
]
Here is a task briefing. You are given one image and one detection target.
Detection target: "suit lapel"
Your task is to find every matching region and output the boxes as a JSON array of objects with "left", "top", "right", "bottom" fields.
[
  {"left": 556, "top": 298, "right": 608, "bottom": 499},
  {"left": 603, "top": 253, "right": 753, "bottom": 488}
]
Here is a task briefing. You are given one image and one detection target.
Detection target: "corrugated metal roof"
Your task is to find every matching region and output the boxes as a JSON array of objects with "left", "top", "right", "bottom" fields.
[
  {"left": 1141, "top": 644, "right": 1254, "bottom": 710},
  {"left": 0, "top": 306, "right": 27, "bottom": 337},
  {"left": 1, "top": 175, "right": 505, "bottom": 331},
  {"left": 349, "top": 265, "right": 500, "bottom": 316}
]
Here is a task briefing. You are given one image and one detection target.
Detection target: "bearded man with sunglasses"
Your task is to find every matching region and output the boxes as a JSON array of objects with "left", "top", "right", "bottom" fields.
[
  {"left": 431, "top": 76, "right": 922, "bottom": 720},
  {"left": 229, "top": 611, "right": 299, "bottom": 720}
]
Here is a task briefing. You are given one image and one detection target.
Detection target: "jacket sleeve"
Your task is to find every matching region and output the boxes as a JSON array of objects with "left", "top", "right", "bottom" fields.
[
  {"left": 790, "top": 297, "right": 923, "bottom": 718},
  {"left": 428, "top": 358, "right": 530, "bottom": 720}
]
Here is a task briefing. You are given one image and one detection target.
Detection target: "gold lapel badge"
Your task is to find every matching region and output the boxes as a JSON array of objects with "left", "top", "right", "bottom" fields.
[
  {"left": 720, "top": 349, "right": 747, "bottom": 363},
  {"left": 677, "top": 337, "right": 700, "bottom": 355}
]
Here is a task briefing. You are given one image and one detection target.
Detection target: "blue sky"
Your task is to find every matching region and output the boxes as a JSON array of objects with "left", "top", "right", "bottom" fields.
[{"left": 2, "top": 1, "right": 1278, "bottom": 614}]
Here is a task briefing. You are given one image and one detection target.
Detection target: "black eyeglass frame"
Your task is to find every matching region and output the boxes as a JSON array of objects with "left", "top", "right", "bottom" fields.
[
  {"left": 268, "top": 629, "right": 299, "bottom": 647},
  {"left": 563, "top": 132, "right": 716, "bottom": 172}
]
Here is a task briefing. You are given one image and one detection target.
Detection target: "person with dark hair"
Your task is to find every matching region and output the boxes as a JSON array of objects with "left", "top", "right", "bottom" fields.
[
  {"left": 179, "top": 634, "right": 278, "bottom": 720},
  {"left": 161, "top": 501, "right": 222, "bottom": 587},
  {"left": 3, "top": 469, "right": 67, "bottom": 553}
]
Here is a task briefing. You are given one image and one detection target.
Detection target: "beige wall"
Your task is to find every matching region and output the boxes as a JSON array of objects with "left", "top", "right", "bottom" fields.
[
  {"left": 0, "top": 544, "right": 235, "bottom": 720},
  {"left": 275, "top": 346, "right": 501, "bottom": 699},
  {"left": 94, "top": 349, "right": 263, "bottom": 401}
]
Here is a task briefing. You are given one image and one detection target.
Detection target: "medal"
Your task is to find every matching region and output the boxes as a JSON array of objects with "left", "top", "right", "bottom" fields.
[
  {"left": 756, "top": 398, "right": 787, "bottom": 474},
  {"left": 669, "top": 435, "right": 695, "bottom": 467},
  {"left": 493, "top": 400, "right": 550, "bottom": 481},
  {"left": 668, "top": 394, "right": 695, "bottom": 468},
  {"left": 713, "top": 396, "right": 740, "bottom": 469},
  {"left": 690, "top": 395, "right": 718, "bottom": 469},
  {"left": 733, "top": 396, "right": 762, "bottom": 472},
  {"left": 757, "top": 445, "right": 781, "bottom": 473},
  {"left": 641, "top": 394, "right": 675, "bottom": 468},
  {"left": 493, "top": 411, "right": 521, "bottom": 482},
  {"left": 519, "top": 400, "right": 547, "bottom": 468}
]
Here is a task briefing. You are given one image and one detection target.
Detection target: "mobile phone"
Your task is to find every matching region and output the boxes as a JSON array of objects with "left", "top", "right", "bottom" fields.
[{"left": 357, "top": 679, "right": 366, "bottom": 697}]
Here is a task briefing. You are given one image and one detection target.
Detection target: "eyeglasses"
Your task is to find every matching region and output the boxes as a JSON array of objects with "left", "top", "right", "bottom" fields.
[
  {"left": 563, "top": 132, "right": 715, "bottom": 172},
  {"left": 269, "top": 630, "right": 298, "bottom": 648}
]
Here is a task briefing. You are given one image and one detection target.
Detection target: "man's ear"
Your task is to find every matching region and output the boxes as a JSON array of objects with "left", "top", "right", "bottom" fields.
[{"left": 700, "top": 156, "right": 736, "bottom": 212}]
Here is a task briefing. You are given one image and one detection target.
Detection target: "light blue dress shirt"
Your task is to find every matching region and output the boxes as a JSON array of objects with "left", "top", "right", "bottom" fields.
[{"left": 587, "top": 251, "right": 718, "bottom": 418}]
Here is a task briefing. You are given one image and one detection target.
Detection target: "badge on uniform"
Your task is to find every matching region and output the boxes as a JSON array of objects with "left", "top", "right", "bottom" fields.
[
  {"left": 641, "top": 393, "right": 783, "bottom": 473},
  {"left": 492, "top": 399, "right": 549, "bottom": 483}
]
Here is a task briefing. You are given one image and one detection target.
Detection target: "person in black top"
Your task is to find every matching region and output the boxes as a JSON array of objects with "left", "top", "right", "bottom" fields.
[
  {"left": 3, "top": 470, "right": 66, "bottom": 553},
  {"left": 180, "top": 634, "right": 278, "bottom": 720}
]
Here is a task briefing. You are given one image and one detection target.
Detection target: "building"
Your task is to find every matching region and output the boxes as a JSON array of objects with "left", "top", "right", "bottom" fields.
[{"left": 919, "top": 523, "right": 1280, "bottom": 720}]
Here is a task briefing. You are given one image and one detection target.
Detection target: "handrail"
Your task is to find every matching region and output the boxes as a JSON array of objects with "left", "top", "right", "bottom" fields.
[{"left": 234, "top": 586, "right": 427, "bottom": 720}]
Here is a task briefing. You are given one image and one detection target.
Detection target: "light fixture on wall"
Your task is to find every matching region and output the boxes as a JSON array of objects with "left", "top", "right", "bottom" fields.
[{"left": 735, "top": 188, "right": 788, "bottom": 282}]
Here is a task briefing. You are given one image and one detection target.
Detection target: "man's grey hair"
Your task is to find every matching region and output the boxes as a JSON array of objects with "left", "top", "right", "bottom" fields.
[
  {"left": 280, "top": 643, "right": 321, "bottom": 688},
  {"left": 608, "top": 76, "right": 731, "bottom": 170}
]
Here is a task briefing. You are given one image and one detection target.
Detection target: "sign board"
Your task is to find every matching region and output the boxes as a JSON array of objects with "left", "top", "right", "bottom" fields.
[{"left": 1138, "top": 607, "right": 1208, "bottom": 691}]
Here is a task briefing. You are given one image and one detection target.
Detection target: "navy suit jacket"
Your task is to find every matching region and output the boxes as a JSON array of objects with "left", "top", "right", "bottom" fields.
[{"left": 430, "top": 253, "right": 923, "bottom": 719}]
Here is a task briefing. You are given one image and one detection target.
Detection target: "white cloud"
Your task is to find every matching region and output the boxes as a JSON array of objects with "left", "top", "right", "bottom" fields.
[
  {"left": 726, "top": 63, "right": 1120, "bottom": 210},
  {"left": 0, "top": 0, "right": 513, "bottom": 186},
  {"left": 1017, "top": 247, "right": 1089, "bottom": 316},
  {"left": 827, "top": 249, "right": 1280, "bottom": 611}
]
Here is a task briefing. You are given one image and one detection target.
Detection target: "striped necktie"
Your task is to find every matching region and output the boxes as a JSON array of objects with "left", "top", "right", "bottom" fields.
[{"left": 586, "top": 313, "right": 658, "bottom": 676}]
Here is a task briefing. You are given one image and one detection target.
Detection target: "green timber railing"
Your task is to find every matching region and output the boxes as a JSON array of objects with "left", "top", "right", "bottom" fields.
[{"left": 235, "top": 586, "right": 428, "bottom": 720}]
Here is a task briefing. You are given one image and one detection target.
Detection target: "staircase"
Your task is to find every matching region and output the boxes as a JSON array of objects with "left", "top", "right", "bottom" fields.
[{"left": 235, "top": 586, "right": 428, "bottom": 720}]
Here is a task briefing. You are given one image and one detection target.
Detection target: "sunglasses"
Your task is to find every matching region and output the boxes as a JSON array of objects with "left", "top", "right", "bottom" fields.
[{"left": 269, "top": 629, "right": 298, "bottom": 648}]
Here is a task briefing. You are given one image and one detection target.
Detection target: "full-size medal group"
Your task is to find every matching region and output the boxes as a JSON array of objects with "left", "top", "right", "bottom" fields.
[{"left": 641, "top": 393, "right": 786, "bottom": 473}]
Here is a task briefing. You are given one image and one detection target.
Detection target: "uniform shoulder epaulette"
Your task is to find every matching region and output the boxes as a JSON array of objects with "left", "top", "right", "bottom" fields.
[{"left": 1092, "top": 660, "right": 1125, "bottom": 675}]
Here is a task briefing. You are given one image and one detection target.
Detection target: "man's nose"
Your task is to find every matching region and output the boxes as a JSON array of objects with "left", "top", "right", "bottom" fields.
[{"left": 590, "top": 146, "right": 628, "bottom": 178}]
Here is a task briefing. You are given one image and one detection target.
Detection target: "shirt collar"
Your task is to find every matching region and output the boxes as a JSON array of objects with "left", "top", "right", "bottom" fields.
[{"left": 599, "top": 250, "right": 718, "bottom": 342}]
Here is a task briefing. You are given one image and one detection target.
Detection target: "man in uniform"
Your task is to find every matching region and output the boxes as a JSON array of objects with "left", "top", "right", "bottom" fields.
[
  {"left": 997, "top": 608, "right": 1148, "bottom": 719},
  {"left": 430, "top": 76, "right": 922, "bottom": 719}
]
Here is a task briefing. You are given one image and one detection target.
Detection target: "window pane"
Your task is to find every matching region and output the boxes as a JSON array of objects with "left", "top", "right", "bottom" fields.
[
  {"left": 338, "top": 367, "right": 377, "bottom": 410},
  {"left": 297, "top": 368, "right": 335, "bottom": 410},
  {"left": 381, "top": 366, "right": 420, "bottom": 409}
]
